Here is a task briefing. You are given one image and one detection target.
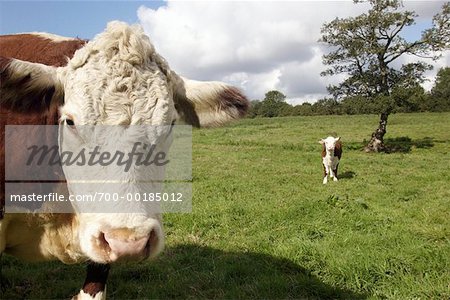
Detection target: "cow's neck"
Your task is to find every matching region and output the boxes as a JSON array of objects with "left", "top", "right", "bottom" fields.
[{"left": 326, "top": 149, "right": 335, "bottom": 157}]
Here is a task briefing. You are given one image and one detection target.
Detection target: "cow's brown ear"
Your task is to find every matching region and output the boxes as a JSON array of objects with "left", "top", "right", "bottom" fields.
[
  {"left": 0, "top": 56, "right": 63, "bottom": 113},
  {"left": 172, "top": 76, "right": 249, "bottom": 128}
]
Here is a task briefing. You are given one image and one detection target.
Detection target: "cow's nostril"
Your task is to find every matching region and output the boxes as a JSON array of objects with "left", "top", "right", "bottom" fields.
[
  {"left": 98, "top": 232, "right": 111, "bottom": 252},
  {"left": 144, "top": 229, "right": 158, "bottom": 256}
]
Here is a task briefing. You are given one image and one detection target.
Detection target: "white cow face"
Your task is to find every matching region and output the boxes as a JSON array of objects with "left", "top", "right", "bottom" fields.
[
  {"left": 320, "top": 136, "right": 341, "bottom": 152},
  {"left": 55, "top": 23, "right": 177, "bottom": 263},
  {"left": 57, "top": 125, "right": 170, "bottom": 263}
]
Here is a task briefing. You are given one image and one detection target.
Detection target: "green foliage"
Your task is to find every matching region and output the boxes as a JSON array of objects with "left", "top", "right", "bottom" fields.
[
  {"left": 252, "top": 90, "right": 290, "bottom": 118},
  {"left": 292, "top": 102, "right": 313, "bottom": 116},
  {"left": 247, "top": 100, "right": 262, "bottom": 118},
  {"left": 391, "top": 84, "right": 426, "bottom": 113},
  {"left": 247, "top": 81, "right": 450, "bottom": 118},
  {"left": 427, "top": 67, "right": 450, "bottom": 111},
  {"left": 311, "top": 98, "right": 341, "bottom": 115},
  {"left": 264, "top": 90, "right": 286, "bottom": 103},
  {"left": 341, "top": 96, "right": 380, "bottom": 115}
]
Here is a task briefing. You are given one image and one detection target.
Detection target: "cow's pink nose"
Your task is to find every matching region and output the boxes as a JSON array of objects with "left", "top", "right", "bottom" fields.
[{"left": 102, "top": 229, "right": 157, "bottom": 262}]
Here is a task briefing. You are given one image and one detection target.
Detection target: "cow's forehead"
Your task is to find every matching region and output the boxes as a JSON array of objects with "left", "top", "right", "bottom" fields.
[
  {"left": 59, "top": 22, "right": 174, "bottom": 125},
  {"left": 69, "top": 21, "right": 156, "bottom": 70},
  {"left": 324, "top": 136, "right": 336, "bottom": 145}
]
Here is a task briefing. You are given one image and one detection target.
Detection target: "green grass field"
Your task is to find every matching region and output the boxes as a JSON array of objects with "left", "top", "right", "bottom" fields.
[{"left": 2, "top": 112, "right": 450, "bottom": 299}]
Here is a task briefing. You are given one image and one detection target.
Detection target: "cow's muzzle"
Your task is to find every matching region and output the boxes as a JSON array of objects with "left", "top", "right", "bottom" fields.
[{"left": 98, "top": 228, "right": 160, "bottom": 262}]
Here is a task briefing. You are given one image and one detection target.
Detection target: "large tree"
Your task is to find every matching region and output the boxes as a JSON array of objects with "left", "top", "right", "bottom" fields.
[
  {"left": 258, "top": 90, "right": 290, "bottom": 117},
  {"left": 320, "top": 0, "right": 449, "bottom": 152}
]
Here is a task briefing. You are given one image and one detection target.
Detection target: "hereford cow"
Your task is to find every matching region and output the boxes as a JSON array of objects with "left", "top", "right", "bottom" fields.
[
  {"left": 0, "top": 21, "right": 248, "bottom": 299},
  {"left": 319, "top": 136, "right": 342, "bottom": 184}
]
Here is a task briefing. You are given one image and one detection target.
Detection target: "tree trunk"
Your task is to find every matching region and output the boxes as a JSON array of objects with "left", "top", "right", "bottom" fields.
[
  {"left": 365, "top": 111, "right": 389, "bottom": 152},
  {"left": 366, "top": 58, "right": 390, "bottom": 153}
]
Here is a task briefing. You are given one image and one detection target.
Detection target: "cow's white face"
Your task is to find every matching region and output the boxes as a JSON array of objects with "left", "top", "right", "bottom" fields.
[
  {"left": 57, "top": 124, "right": 169, "bottom": 263},
  {"left": 320, "top": 136, "right": 341, "bottom": 152},
  {"left": 55, "top": 23, "right": 176, "bottom": 263}
]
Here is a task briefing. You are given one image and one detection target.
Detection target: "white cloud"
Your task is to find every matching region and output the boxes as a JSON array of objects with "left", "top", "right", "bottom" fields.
[
  {"left": 222, "top": 70, "right": 282, "bottom": 100},
  {"left": 138, "top": 0, "right": 449, "bottom": 102}
]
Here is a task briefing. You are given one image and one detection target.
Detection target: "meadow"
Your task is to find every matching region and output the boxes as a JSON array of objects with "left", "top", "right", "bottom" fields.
[{"left": 1, "top": 112, "right": 449, "bottom": 299}]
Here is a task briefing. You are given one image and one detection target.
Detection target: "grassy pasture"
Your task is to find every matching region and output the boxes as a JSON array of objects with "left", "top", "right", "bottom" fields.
[{"left": 1, "top": 112, "right": 450, "bottom": 299}]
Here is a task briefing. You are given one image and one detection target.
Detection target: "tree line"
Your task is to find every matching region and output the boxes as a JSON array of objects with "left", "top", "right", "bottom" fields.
[{"left": 248, "top": 67, "right": 450, "bottom": 118}]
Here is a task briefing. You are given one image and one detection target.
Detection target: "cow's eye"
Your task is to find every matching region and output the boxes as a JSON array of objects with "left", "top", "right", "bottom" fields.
[{"left": 65, "top": 119, "right": 75, "bottom": 126}]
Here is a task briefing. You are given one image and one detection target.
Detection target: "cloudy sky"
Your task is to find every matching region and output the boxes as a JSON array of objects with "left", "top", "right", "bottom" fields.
[{"left": 1, "top": 1, "right": 448, "bottom": 104}]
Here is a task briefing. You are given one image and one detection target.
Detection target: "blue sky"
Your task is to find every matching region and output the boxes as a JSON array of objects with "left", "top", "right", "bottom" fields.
[
  {"left": 0, "top": 1, "right": 432, "bottom": 41},
  {"left": 1, "top": 1, "right": 447, "bottom": 102},
  {"left": 0, "top": 1, "right": 164, "bottom": 38}
]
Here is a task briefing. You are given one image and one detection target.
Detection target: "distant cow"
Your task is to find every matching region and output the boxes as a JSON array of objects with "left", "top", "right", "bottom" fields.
[
  {"left": 0, "top": 21, "right": 248, "bottom": 299},
  {"left": 319, "top": 136, "right": 342, "bottom": 184}
]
